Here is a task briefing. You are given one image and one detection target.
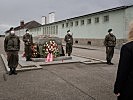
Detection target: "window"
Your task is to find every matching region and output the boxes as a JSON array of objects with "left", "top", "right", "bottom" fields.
[
  {"left": 75, "top": 21, "right": 78, "bottom": 26},
  {"left": 47, "top": 27, "right": 48, "bottom": 34},
  {"left": 49, "top": 27, "right": 50, "bottom": 34},
  {"left": 81, "top": 20, "right": 84, "bottom": 25},
  {"left": 103, "top": 15, "right": 109, "bottom": 22},
  {"left": 62, "top": 24, "right": 64, "bottom": 28},
  {"left": 95, "top": 17, "right": 99, "bottom": 23},
  {"left": 70, "top": 22, "right": 73, "bottom": 27},
  {"left": 87, "top": 19, "right": 91, "bottom": 24},
  {"left": 66, "top": 23, "right": 68, "bottom": 27},
  {"left": 56, "top": 25, "right": 58, "bottom": 34},
  {"left": 53, "top": 26, "right": 55, "bottom": 34}
]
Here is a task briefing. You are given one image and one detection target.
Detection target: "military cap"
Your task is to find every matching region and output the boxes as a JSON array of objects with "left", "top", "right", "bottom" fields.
[
  {"left": 26, "top": 29, "right": 29, "bottom": 32},
  {"left": 67, "top": 30, "right": 70, "bottom": 33},
  {"left": 108, "top": 29, "right": 112, "bottom": 33},
  {"left": 9, "top": 27, "right": 14, "bottom": 31}
]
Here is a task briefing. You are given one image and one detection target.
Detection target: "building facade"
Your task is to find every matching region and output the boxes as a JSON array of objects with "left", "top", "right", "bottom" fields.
[
  {"left": 5, "top": 20, "right": 41, "bottom": 37},
  {"left": 29, "top": 5, "right": 133, "bottom": 47}
]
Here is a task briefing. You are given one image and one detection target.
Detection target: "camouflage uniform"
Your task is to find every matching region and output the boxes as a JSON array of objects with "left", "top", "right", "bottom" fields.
[
  {"left": 104, "top": 33, "right": 116, "bottom": 64},
  {"left": 64, "top": 33, "right": 73, "bottom": 56},
  {"left": 23, "top": 33, "right": 33, "bottom": 61},
  {"left": 4, "top": 34, "right": 20, "bottom": 74}
]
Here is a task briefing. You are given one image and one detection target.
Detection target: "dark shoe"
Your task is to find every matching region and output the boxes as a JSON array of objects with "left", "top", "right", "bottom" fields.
[
  {"left": 108, "top": 62, "right": 114, "bottom": 65},
  {"left": 9, "top": 68, "right": 13, "bottom": 75},
  {"left": 106, "top": 62, "right": 109, "bottom": 64},
  {"left": 29, "top": 59, "right": 32, "bottom": 61},
  {"left": 12, "top": 68, "right": 17, "bottom": 75},
  {"left": 26, "top": 58, "right": 32, "bottom": 61},
  {"left": 9, "top": 71, "right": 13, "bottom": 75},
  {"left": 13, "top": 71, "right": 17, "bottom": 75}
]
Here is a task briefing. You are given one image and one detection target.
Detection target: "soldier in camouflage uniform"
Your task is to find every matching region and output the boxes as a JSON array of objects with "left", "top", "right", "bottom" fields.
[
  {"left": 23, "top": 29, "right": 33, "bottom": 61},
  {"left": 64, "top": 30, "right": 73, "bottom": 56},
  {"left": 4, "top": 27, "right": 20, "bottom": 75},
  {"left": 104, "top": 29, "right": 116, "bottom": 65}
]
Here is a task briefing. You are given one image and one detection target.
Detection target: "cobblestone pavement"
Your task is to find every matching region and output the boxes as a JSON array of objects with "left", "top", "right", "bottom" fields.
[{"left": 0, "top": 37, "right": 118, "bottom": 100}]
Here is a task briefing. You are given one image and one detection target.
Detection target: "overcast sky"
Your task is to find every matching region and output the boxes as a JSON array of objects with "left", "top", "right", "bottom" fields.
[{"left": 0, "top": 0, "right": 132, "bottom": 33}]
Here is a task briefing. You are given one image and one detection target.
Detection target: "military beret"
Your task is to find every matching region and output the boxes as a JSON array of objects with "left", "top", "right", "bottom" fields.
[
  {"left": 26, "top": 29, "right": 29, "bottom": 32},
  {"left": 67, "top": 30, "right": 70, "bottom": 33},
  {"left": 108, "top": 29, "right": 112, "bottom": 33},
  {"left": 9, "top": 27, "right": 14, "bottom": 31}
]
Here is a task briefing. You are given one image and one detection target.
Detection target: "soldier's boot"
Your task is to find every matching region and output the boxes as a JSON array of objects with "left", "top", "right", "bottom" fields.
[
  {"left": 26, "top": 56, "right": 32, "bottom": 61},
  {"left": 107, "top": 60, "right": 114, "bottom": 65},
  {"left": 26, "top": 56, "right": 29, "bottom": 61},
  {"left": 68, "top": 53, "right": 70, "bottom": 56},
  {"left": 108, "top": 62, "right": 114, "bottom": 65},
  {"left": 9, "top": 68, "right": 13, "bottom": 75},
  {"left": 12, "top": 68, "right": 17, "bottom": 75},
  {"left": 106, "top": 60, "right": 109, "bottom": 64},
  {"left": 107, "top": 59, "right": 111, "bottom": 64}
]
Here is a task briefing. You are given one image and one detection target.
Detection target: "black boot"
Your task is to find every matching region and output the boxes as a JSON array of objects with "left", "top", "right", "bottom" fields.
[
  {"left": 13, "top": 68, "right": 17, "bottom": 75},
  {"left": 108, "top": 62, "right": 114, "bottom": 65},
  {"left": 9, "top": 68, "right": 13, "bottom": 75},
  {"left": 107, "top": 60, "right": 110, "bottom": 64}
]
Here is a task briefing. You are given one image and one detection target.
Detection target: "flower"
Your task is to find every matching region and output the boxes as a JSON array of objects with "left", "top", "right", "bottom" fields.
[{"left": 42, "top": 40, "right": 60, "bottom": 58}]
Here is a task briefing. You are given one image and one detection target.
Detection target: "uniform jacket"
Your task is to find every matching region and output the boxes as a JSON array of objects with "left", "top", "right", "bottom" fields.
[
  {"left": 114, "top": 41, "right": 133, "bottom": 99},
  {"left": 64, "top": 34, "right": 73, "bottom": 44},
  {"left": 23, "top": 33, "right": 33, "bottom": 46},
  {"left": 104, "top": 33, "right": 116, "bottom": 47},
  {"left": 4, "top": 34, "right": 20, "bottom": 52}
]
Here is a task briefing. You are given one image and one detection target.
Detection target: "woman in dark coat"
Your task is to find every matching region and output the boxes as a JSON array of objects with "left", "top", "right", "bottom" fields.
[{"left": 114, "top": 21, "right": 133, "bottom": 100}]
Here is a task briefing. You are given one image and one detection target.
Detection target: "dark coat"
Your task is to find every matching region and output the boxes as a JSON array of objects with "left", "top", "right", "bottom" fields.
[
  {"left": 23, "top": 33, "right": 33, "bottom": 56},
  {"left": 104, "top": 33, "right": 116, "bottom": 47},
  {"left": 114, "top": 41, "right": 133, "bottom": 100},
  {"left": 64, "top": 34, "right": 73, "bottom": 54},
  {"left": 23, "top": 33, "right": 33, "bottom": 46},
  {"left": 4, "top": 34, "right": 20, "bottom": 68},
  {"left": 64, "top": 34, "right": 73, "bottom": 45},
  {"left": 4, "top": 34, "right": 20, "bottom": 52}
]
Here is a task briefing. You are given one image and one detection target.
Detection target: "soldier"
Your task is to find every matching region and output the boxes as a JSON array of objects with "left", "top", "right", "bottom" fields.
[
  {"left": 104, "top": 29, "right": 116, "bottom": 65},
  {"left": 64, "top": 30, "right": 73, "bottom": 56},
  {"left": 4, "top": 27, "right": 20, "bottom": 75},
  {"left": 23, "top": 29, "right": 33, "bottom": 61}
]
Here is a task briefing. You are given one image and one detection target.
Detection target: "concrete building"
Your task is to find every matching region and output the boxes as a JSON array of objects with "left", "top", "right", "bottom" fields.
[{"left": 30, "top": 5, "right": 133, "bottom": 47}]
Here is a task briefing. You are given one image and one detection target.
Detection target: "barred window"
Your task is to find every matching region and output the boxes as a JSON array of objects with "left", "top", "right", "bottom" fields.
[
  {"left": 75, "top": 21, "right": 78, "bottom": 26},
  {"left": 66, "top": 23, "right": 68, "bottom": 27},
  {"left": 81, "top": 20, "right": 84, "bottom": 25},
  {"left": 103, "top": 15, "right": 109, "bottom": 22},
  {"left": 56, "top": 25, "right": 58, "bottom": 34},
  {"left": 87, "top": 19, "right": 91, "bottom": 24},
  {"left": 62, "top": 24, "right": 64, "bottom": 28},
  {"left": 95, "top": 17, "right": 99, "bottom": 23},
  {"left": 70, "top": 22, "right": 73, "bottom": 27}
]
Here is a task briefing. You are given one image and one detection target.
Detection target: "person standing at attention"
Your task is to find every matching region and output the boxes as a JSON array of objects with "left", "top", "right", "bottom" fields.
[
  {"left": 4, "top": 27, "right": 20, "bottom": 75},
  {"left": 64, "top": 30, "right": 73, "bottom": 56},
  {"left": 104, "top": 29, "right": 116, "bottom": 65},
  {"left": 23, "top": 29, "right": 33, "bottom": 61}
]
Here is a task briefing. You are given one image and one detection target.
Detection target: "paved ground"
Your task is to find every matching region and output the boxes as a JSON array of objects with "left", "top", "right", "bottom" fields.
[{"left": 0, "top": 37, "right": 119, "bottom": 100}]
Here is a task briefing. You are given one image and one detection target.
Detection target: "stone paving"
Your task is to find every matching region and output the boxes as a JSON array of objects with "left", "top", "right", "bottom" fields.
[
  {"left": 0, "top": 37, "right": 118, "bottom": 100},
  {"left": 1, "top": 53, "right": 106, "bottom": 73}
]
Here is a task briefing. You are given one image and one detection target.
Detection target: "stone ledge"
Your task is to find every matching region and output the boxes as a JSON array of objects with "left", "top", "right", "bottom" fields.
[
  {"left": 1, "top": 54, "right": 42, "bottom": 72},
  {"left": 1, "top": 54, "right": 106, "bottom": 73},
  {"left": 31, "top": 56, "right": 72, "bottom": 62}
]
